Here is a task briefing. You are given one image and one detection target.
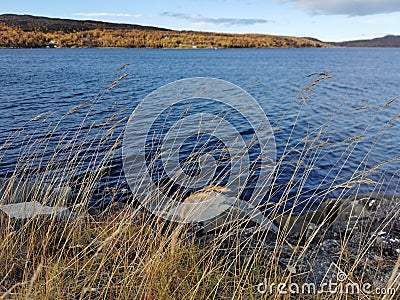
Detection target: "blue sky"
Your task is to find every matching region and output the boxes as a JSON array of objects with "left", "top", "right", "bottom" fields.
[{"left": 1, "top": 0, "right": 400, "bottom": 41}]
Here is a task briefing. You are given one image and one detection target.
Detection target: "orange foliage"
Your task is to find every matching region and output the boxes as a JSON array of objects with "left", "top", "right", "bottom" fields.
[{"left": 0, "top": 22, "right": 327, "bottom": 49}]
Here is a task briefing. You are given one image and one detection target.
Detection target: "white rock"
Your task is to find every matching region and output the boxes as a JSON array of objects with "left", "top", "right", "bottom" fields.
[
  {"left": 197, "top": 192, "right": 279, "bottom": 233},
  {"left": 0, "top": 201, "right": 71, "bottom": 219}
]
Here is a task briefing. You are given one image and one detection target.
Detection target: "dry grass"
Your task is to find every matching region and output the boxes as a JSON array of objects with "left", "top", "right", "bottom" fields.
[{"left": 0, "top": 71, "right": 399, "bottom": 299}]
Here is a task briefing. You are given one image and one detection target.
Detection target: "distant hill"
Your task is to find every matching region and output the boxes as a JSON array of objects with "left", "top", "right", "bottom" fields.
[
  {"left": 0, "top": 14, "right": 169, "bottom": 33},
  {"left": 0, "top": 14, "right": 330, "bottom": 49},
  {"left": 332, "top": 35, "right": 400, "bottom": 47}
]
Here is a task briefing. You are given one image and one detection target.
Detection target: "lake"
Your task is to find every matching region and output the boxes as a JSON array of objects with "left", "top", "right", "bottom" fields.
[{"left": 0, "top": 48, "right": 399, "bottom": 215}]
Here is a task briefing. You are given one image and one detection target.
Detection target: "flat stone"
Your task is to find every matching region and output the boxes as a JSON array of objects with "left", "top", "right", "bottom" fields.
[
  {"left": 0, "top": 178, "right": 72, "bottom": 207},
  {"left": 171, "top": 191, "right": 236, "bottom": 223},
  {"left": 0, "top": 201, "right": 71, "bottom": 219},
  {"left": 274, "top": 197, "right": 342, "bottom": 237},
  {"left": 199, "top": 192, "right": 279, "bottom": 234}
]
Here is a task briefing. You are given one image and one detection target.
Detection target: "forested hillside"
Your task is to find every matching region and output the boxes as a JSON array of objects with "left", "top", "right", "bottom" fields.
[{"left": 0, "top": 14, "right": 329, "bottom": 48}]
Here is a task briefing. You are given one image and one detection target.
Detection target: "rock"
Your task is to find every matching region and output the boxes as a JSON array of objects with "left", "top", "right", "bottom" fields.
[
  {"left": 0, "top": 178, "right": 76, "bottom": 226},
  {"left": 0, "top": 209, "right": 8, "bottom": 228},
  {"left": 331, "top": 193, "right": 399, "bottom": 234},
  {"left": 273, "top": 197, "right": 342, "bottom": 238},
  {"left": 199, "top": 192, "right": 279, "bottom": 234},
  {"left": 305, "top": 222, "right": 317, "bottom": 240},
  {"left": 319, "top": 239, "right": 340, "bottom": 253},
  {"left": 0, "top": 178, "right": 72, "bottom": 207},
  {"left": 332, "top": 199, "right": 368, "bottom": 228},
  {"left": 0, "top": 201, "right": 72, "bottom": 220},
  {"left": 194, "top": 192, "right": 399, "bottom": 287}
]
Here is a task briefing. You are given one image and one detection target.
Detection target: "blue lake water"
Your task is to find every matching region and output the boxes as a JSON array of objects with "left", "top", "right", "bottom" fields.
[{"left": 0, "top": 48, "right": 399, "bottom": 214}]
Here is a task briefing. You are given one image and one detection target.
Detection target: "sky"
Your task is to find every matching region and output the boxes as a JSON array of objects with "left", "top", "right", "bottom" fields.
[{"left": 1, "top": 0, "right": 400, "bottom": 42}]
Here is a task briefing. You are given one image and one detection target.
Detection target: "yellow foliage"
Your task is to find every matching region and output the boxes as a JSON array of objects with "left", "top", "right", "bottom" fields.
[{"left": 0, "top": 22, "right": 328, "bottom": 48}]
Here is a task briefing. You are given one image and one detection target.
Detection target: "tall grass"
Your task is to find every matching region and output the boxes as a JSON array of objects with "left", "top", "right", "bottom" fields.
[{"left": 0, "top": 70, "right": 399, "bottom": 299}]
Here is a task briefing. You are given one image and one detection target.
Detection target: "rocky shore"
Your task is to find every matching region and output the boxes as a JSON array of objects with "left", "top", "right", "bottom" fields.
[
  {"left": 1, "top": 180, "right": 399, "bottom": 295},
  {"left": 193, "top": 193, "right": 400, "bottom": 291}
]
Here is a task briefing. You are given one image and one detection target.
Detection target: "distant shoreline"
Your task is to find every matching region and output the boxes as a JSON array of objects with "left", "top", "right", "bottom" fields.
[
  {"left": 0, "top": 14, "right": 330, "bottom": 49},
  {"left": 0, "top": 46, "right": 335, "bottom": 49},
  {"left": 1, "top": 14, "right": 399, "bottom": 48}
]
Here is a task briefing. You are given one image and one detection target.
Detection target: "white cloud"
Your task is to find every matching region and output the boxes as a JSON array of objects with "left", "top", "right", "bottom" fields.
[
  {"left": 278, "top": 0, "right": 400, "bottom": 16},
  {"left": 161, "top": 12, "right": 269, "bottom": 26},
  {"left": 75, "top": 13, "right": 142, "bottom": 18}
]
